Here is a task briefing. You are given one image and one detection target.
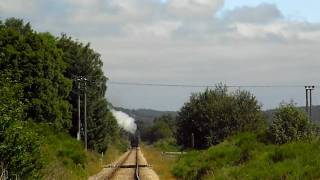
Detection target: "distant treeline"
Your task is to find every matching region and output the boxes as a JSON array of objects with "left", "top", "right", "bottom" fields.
[{"left": 137, "top": 84, "right": 320, "bottom": 149}]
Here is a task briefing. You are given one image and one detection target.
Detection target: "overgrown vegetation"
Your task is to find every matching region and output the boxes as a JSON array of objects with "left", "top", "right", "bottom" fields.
[
  {"left": 173, "top": 133, "right": 320, "bottom": 180},
  {"left": 141, "top": 114, "right": 176, "bottom": 144},
  {"left": 172, "top": 90, "right": 320, "bottom": 179},
  {"left": 57, "top": 35, "right": 118, "bottom": 152},
  {"left": 0, "top": 74, "right": 42, "bottom": 178},
  {"left": 36, "top": 123, "right": 127, "bottom": 179},
  {"left": 153, "top": 138, "right": 179, "bottom": 152},
  {"left": 176, "top": 85, "right": 264, "bottom": 149},
  {"left": 267, "top": 102, "right": 319, "bottom": 144},
  {"left": 0, "top": 18, "right": 72, "bottom": 130},
  {"left": 141, "top": 145, "right": 177, "bottom": 180},
  {"left": 0, "top": 18, "right": 124, "bottom": 178}
]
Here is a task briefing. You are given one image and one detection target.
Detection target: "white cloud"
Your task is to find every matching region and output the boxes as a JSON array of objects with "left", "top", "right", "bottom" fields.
[
  {"left": 167, "top": 0, "right": 224, "bottom": 18},
  {"left": 124, "top": 20, "right": 182, "bottom": 38},
  {"left": 223, "top": 3, "right": 283, "bottom": 23},
  {"left": 1, "top": 0, "right": 320, "bottom": 110},
  {"left": 0, "top": 0, "right": 38, "bottom": 15},
  {"left": 232, "top": 22, "right": 288, "bottom": 39}
]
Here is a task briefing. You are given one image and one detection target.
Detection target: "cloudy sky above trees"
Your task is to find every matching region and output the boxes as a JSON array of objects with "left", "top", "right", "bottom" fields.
[{"left": 1, "top": 0, "right": 320, "bottom": 110}]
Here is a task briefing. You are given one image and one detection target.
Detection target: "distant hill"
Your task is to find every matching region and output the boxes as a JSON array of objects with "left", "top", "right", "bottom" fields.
[
  {"left": 264, "top": 105, "right": 320, "bottom": 123},
  {"left": 114, "top": 105, "right": 320, "bottom": 127},
  {"left": 114, "top": 107, "right": 177, "bottom": 126}
]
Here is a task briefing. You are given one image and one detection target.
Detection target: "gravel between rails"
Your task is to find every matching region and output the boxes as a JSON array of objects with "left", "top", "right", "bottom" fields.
[
  {"left": 110, "top": 149, "right": 136, "bottom": 180},
  {"left": 89, "top": 148, "right": 159, "bottom": 180}
]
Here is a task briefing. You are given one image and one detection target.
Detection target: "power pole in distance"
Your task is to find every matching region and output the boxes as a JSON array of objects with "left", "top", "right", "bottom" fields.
[
  {"left": 306, "top": 87, "right": 309, "bottom": 113},
  {"left": 305, "top": 86, "right": 315, "bottom": 119},
  {"left": 84, "top": 77, "right": 88, "bottom": 151},
  {"left": 191, "top": 133, "right": 195, "bottom": 149},
  {"left": 77, "top": 78, "right": 81, "bottom": 141}
]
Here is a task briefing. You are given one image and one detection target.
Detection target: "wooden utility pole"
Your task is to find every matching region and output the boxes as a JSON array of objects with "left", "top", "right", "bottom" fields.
[
  {"left": 191, "top": 133, "right": 195, "bottom": 148},
  {"left": 77, "top": 80, "right": 81, "bottom": 141},
  {"left": 305, "top": 86, "right": 315, "bottom": 119},
  {"left": 84, "top": 78, "right": 88, "bottom": 151},
  {"left": 306, "top": 88, "right": 309, "bottom": 113},
  {"left": 309, "top": 88, "right": 313, "bottom": 118}
]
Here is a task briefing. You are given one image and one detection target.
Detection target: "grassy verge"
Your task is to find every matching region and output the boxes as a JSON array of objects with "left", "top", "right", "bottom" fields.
[
  {"left": 152, "top": 138, "right": 180, "bottom": 152},
  {"left": 172, "top": 133, "right": 320, "bottom": 180},
  {"left": 30, "top": 123, "right": 125, "bottom": 179},
  {"left": 141, "top": 144, "right": 177, "bottom": 180},
  {"left": 87, "top": 141, "right": 127, "bottom": 176}
]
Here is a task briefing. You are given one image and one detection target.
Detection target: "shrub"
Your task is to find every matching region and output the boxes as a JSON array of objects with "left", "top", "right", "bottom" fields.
[
  {"left": 172, "top": 133, "right": 320, "bottom": 179},
  {"left": 0, "top": 122, "right": 42, "bottom": 179},
  {"left": 0, "top": 76, "right": 42, "bottom": 179},
  {"left": 153, "top": 138, "right": 179, "bottom": 152},
  {"left": 267, "top": 102, "right": 317, "bottom": 144}
]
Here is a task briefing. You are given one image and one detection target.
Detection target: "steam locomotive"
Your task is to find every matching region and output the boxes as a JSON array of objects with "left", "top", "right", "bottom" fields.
[{"left": 130, "top": 130, "right": 140, "bottom": 148}]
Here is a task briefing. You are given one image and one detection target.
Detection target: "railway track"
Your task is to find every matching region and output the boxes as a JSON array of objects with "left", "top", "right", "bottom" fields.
[
  {"left": 89, "top": 147, "right": 158, "bottom": 180},
  {"left": 107, "top": 147, "right": 143, "bottom": 180}
]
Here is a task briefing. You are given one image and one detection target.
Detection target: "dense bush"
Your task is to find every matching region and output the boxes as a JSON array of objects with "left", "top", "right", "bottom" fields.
[
  {"left": 176, "top": 85, "right": 265, "bottom": 149},
  {"left": 0, "top": 122, "right": 42, "bottom": 179},
  {"left": 267, "top": 102, "right": 318, "bottom": 144},
  {"left": 0, "top": 77, "right": 42, "bottom": 179}
]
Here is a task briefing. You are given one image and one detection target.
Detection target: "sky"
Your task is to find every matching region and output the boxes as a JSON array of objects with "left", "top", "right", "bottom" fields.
[
  {"left": 1, "top": 0, "right": 320, "bottom": 111},
  {"left": 222, "top": 0, "right": 320, "bottom": 22}
]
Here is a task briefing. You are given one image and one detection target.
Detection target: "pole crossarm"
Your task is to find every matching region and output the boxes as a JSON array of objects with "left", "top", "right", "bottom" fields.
[{"left": 305, "top": 85, "right": 315, "bottom": 119}]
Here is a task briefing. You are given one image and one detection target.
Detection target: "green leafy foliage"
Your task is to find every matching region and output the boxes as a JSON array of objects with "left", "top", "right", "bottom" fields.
[
  {"left": 32, "top": 123, "right": 88, "bottom": 179},
  {"left": 0, "top": 18, "right": 72, "bottom": 130},
  {"left": 267, "top": 102, "right": 318, "bottom": 144},
  {"left": 142, "top": 114, "right": 176, "bottom": 143},
  {"left": 153, "top": 138, "right": 179, "bottom": 152},
  {"left": 0, "top": 18, "right": 122, "bottom": 178},
  {"left": 172, "top": 133, "right": 320, "bottom": 180},
  {"left": 176, "top": 85, "right": 264, "bottom": 149},
  {"left": 0, "top": 122, "right": 42, "bottom": 179},
  {"left": 57, "top": 35, "right": 118, "bottom": 152},
  {"left": 0, "top": 75, "right": 42, "bottom": 179}
]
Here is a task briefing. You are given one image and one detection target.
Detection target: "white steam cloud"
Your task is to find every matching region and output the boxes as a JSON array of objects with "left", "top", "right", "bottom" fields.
[{"left": 111, "top": 109, "right": 137, "bottom": 134}]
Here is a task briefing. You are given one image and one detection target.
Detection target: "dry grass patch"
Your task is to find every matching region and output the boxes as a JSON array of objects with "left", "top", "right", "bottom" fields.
[{"left": 141, "top": 144, "right": 177, "bottom": 180}]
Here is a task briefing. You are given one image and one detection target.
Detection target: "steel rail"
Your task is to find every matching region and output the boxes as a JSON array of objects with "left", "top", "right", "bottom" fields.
[
  {"left": 106, "top": 149, "right": 134, "bottom": 180},
  {"left": 135, "top": 147, "right": 140, "bottom": 180}
]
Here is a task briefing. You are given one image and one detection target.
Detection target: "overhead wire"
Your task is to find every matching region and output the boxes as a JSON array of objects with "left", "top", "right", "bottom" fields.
[{"left": 108, "top": 81, "right": 318, "bottom": 88}]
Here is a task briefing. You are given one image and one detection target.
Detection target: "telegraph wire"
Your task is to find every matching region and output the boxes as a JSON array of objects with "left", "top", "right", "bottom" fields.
[{"left": 108, "top": 81, "right": 317, "bottom": 88}]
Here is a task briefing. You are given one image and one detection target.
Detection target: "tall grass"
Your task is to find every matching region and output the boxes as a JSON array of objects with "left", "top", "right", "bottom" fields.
[
  {"left": 153, "top": 138, "right": 180, "bottom": 152},
  {"left": 141, "top": 144, "right": 177, "bottom": 180},
  {"left": 29, "top": 123, "right": 125, "bottom": 179},
  {"left": 172, "top": 133, "right": 320, "bottom": 180}
]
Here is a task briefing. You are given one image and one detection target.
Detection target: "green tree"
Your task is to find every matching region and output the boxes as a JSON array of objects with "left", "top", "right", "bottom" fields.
[
  {"left": 57, "top": 35, "right": 117, "bottom": 152},
  {"left": 176, "top": 85, "right": 264, "bottom": 149},
  {"left": 0, "top": 75, "right": 42, "bottom": 179},
  {"left": 144, "top": 114, "right": 176, "bottom": 143},
  {"left": 154, "top": 114, "right": 176, "bottom": 132},
  {"left": 0, "top": 18, "right": 72, "bottom": 130},
  {"left": 267, "top": 102, "right": 317, "bottom": 144}
]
